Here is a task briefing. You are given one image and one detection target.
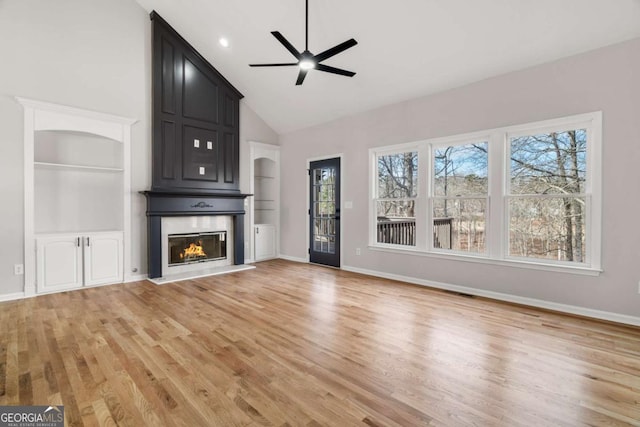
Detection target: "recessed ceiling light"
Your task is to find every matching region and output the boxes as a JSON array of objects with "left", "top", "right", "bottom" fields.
[{"left": 219, "top": 37, "right": 229, "bottom": 48}]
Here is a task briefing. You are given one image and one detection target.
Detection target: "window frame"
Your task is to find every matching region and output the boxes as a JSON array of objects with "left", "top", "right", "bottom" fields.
[
  {"left": 368, "top": 112, "right": 602, "bottom": 275},
  {"left": 503, "top": 116, "right": 599, "bottom": 268},
  {"left": 370, "top": 143, "right": 422, "bottom": 250},
  {"left": 428, "top": 136, "right": 491, "bottom": 256}
]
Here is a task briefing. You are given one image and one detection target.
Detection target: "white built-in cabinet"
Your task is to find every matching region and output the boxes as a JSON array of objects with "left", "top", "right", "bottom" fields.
[
  {"left": 36, "top": 232, "right": 123, "bottom": 292},
  {"left": 254, "top": 224, "right": 276, "bottom": 260},
  {"left": 18, "top": 98, "right": 136, "bottom": 296},
  {"left": 250, "top": 142, "right": 279, "bottom": 262}
]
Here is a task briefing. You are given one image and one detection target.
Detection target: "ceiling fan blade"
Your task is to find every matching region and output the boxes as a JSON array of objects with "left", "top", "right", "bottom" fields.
[
  {"left": 295, "top": 69, "right": 309, "bottom": 86},
  {"left": 316, "top": 63, "right": 356, "bottom": 77},
  {"left": 271, "top": 31, "right": 302, "bottom": 59},
  {"left": 249, "top": 63, "right": 298, "bottom": 67},
  {"left": 314, "top": 38, "right": 357, "bottom": 63}
]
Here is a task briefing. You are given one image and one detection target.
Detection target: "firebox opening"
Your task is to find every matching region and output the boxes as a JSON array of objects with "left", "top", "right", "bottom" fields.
[{"left": 168, "top": 231, "right": 227, "bottom": 266}]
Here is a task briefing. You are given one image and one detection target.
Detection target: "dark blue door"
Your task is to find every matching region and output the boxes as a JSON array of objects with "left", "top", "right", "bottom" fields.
[{"left": 309, "top": 158, "right": 340, "bottom": 267}]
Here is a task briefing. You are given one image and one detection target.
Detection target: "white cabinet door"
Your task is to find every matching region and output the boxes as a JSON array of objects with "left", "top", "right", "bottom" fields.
[
  {"left": 255, "top": 224, "right": 276, "bottom": 261},
  {"left": 36, "top": 235, "right": 83, "bottom": 293},
  {"left": 84, "top": 232, "right": 123, "bottom": 286}
]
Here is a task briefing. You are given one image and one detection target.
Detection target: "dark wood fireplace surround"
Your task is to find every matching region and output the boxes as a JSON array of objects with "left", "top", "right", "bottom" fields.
[{"left": 143, "top": 12, "right": 249, "bottom": 279}]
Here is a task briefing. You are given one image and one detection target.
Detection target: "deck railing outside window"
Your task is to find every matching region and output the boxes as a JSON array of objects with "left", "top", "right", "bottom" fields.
[{"left": 377, "top": 217, "right": 452, "bottom": 248}]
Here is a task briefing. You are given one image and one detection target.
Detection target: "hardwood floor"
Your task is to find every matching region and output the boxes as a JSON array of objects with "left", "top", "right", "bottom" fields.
[{"left": 1, "top": 259, "right": 639, "bottom": 426}]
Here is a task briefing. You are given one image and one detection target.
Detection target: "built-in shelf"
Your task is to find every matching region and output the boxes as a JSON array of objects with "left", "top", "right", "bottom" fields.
[
  {"left": 250, "top": 142, "right": 279, "bottom": 262},
  {"left": 34, "top": 161, "right": 124, "bottom": 173},
  {"left": 18, "top": 97, "right": 137, "bottom": 297}
]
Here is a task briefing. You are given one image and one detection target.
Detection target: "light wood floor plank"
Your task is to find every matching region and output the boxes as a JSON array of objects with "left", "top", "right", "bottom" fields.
[{"left": 1, "top": 259, "right": 639, "bottom": 426}]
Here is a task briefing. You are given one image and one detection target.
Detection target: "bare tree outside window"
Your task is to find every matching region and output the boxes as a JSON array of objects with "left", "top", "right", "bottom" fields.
[
  {"left": 509, "top": 129, "right": 587, "bottom": 262},
  {"left": 376, "top": 151, "right": 417, "bottom": 246},
  {"left": 433, "top": 142, "right": 488, "bottom": 253}
]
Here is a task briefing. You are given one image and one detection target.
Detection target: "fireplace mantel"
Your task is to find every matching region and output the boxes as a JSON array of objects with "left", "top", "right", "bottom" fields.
[
  {"left": 142, "top": 190, "right": 250, "bottom": 216},
  {"left": 142, "top": 191, "right": 251, "bottom": 278}
]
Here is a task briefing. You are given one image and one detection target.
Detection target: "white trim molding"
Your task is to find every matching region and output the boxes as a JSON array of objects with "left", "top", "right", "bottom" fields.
[
  {"left": 278, "top": 254, "right": 308, "bottom": 263},
  {"left": 0, "top": 292, "right": 27, "bottom": 303},
  {"left": 124, "top": 274, "right": 149, "bottom": 283}
]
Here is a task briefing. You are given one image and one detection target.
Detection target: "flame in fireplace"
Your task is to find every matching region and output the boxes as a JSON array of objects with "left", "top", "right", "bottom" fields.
[{"left": 180, "top": 241, "right": 207, "bottom": 259}]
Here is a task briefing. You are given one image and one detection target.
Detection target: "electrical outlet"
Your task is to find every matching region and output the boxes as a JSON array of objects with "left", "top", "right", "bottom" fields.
[
  {"left": 14, "top": 264, "right": 24, "bottom": 275},
  {"left": 356, "top": 248, "right": 361, "bottom": 256}
]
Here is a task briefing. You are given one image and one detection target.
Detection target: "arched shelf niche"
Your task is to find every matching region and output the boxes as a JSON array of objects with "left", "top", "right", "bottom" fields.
[{"left": 249, "top": 142, "right": 280, "bottom": 262}]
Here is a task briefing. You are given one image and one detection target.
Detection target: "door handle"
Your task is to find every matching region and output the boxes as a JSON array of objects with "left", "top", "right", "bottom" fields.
[
  {"left": 76, "top": 237, "right": 81, "bottom": 247},
  {"left": 86, "top": 237, "right": 90, "bottom": 247}
]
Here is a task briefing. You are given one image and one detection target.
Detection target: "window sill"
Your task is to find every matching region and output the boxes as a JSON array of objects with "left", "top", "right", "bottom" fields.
[{"left": 367, "top": 245, "right": 602, "bottom": 277}]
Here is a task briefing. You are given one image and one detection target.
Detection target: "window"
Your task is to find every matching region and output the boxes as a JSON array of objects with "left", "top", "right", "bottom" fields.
[
  {"left": 374, "top": 150, "right": 418, "bottom": 246},
  {"left": 432, "top": 141, "right": 488, "bottom": 254},
  {"left": 369, "top": 112, "right": 602, "bottom": 274},
  {"left": 507, "top": 128, "right": 587, "bottom": 263}
]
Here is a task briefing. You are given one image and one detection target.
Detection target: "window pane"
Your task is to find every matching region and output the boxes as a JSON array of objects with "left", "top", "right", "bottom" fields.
[
  {"left": 433, "top": 198, "right": 486, "bottom": 253},
  {"left": 508, "top": 197, "right": 586, "bottom": 262},
  {"left": 376, "top": 200, "right": 415, "bottom": 246},
  {"left": 510, "top": 129, "right": 586, "bottom": 195},
  {"left": 313, "top": 219, "right": 336, "bottom": 254},
  {"left": 434, "top": 142, "right": 488, "bottom": 196},
  {"left": 377, "top": 152, "right": 418, "bottom": 198},
  {"left": 376, "top": 200, "right": 415, "bottom": 218},
  {"left": 314, "top": 168, "right": 334, "bottom": 185}
]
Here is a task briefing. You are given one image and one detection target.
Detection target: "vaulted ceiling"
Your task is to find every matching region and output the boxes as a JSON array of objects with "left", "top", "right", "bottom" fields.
[{"left": 134, "top": 0, "right": 640, "bottom": 134}]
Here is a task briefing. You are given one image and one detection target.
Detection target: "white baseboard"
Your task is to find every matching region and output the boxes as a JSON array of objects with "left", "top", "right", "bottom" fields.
[
  {"left": 342, "top": 265, "right": 640, "bottom": 327},
  {"left": 124, "top": 274, "right": 148, "bottom": 283},
  {"left": 0, "top": 292, "right": 26, "bottom": 302},
  {"left": 278, "top": 254, "right": 308, "bottom": 263}
]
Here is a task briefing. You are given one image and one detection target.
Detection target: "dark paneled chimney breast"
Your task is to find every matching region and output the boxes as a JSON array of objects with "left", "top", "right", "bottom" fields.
[{"left": 143, "top": 12, "right": 250, "bottom": 279}]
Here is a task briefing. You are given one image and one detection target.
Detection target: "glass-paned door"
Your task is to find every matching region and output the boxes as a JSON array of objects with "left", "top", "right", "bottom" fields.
[{"left": 309, "top": 158, "right": 340, "bottom": 267}]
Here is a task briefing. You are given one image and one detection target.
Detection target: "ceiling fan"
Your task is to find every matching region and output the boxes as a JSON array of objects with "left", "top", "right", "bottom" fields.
[{"left": 249, "top": 0, "right": 358, "bottom": 85}]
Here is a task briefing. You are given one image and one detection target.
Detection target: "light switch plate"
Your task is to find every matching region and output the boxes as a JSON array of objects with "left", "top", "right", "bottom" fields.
[
  {"left": 207, "top": 141, "right": 213, "bottom": 150},
  {"left": 199, "top": 166, "right": 205, "bottom": 175},
  {"left": 194, "top": 139, "right": 200, "bottom": 148}
]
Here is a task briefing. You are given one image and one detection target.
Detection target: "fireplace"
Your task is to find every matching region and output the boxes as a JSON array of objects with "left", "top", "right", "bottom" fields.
[
  {"left": 168, "top": 231, "right": 226, "bottom": 266},
  {"left": 142, "top": 191, "right": 249, "bottom": 279}
]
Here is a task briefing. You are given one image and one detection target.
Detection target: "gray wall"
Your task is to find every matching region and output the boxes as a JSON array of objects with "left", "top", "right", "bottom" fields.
[
  {"left": 0, "top": 0, "right": 278, "bottom": 296},
  {"left": 279, "top": 37, "right": 640, "bottom": 319}
]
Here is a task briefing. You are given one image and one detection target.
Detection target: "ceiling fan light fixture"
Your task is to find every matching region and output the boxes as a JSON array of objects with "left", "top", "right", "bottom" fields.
[
  {"left": 299, "top": 59, "right": 316, "bottom": 70},
  {"left": 248, "top": 0, "right": 357, "bottom": 85}
]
